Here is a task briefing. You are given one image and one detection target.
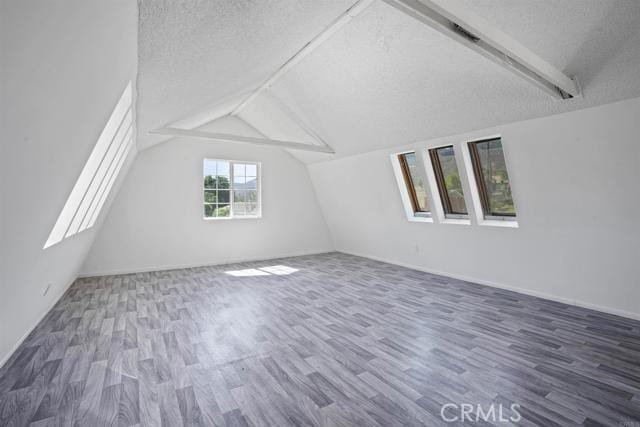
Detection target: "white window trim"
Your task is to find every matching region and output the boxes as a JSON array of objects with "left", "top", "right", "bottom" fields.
[
  {"left": 419, "top": 146, "right": 471, "bottom": 226},
  {"left": 391, "top": 134, "right": 519, "bottom": 229},
  {"left": 460, "top": 135, "right": 519, "bottom": 228},
  {"left": 390, "top": 150, "right": 433, "bottom": 223},
  {"left": 202, "top": 159, "right": 262, "bottom": 220},
  {"left": 44, "top": 81, "right": 135, "bottom": 249}
]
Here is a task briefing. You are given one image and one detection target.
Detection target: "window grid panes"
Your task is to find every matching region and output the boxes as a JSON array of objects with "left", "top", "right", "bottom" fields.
[
  {"left": 429, "top": 145, "right": 468, "bottom": 216},
  {"left": 203, "top": 159, "right": 260, "bottom": 219},
  {"left": 398, "top": 152, "right": 430, "bottom": 215},
  {"left": 468, "top": 138, "right": 516, "bottom": 218}
]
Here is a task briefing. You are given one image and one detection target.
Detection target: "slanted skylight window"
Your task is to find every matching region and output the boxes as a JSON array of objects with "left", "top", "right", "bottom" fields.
[
  {"left": 468, "top": 137, "right": 516, "bottom": 219},
  {"left": 397, "top": 152, "right": 430, "bottom": 218},
  {"left": 44, "top": 82, "right": 134, "bottom": 249},
  {"left": 428, "top": 145, "right": 468, "bottom": 218}
]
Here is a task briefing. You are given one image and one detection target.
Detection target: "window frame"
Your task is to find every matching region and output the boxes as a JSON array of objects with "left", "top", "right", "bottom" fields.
[
  {"left": 467, "top": 137, "right": 516, "bottom": 220},
  {"left": 428, "top": 145, "right": 468, "bottom": 219},
  {"left": 203, "top": 159, "right": 261, "bottom": 220},
  {"left": 397, "top": 152, "right": 431, "bottom": 218},
  {"left": 44, "top": 81, "right": 134, "bottom": 249}
]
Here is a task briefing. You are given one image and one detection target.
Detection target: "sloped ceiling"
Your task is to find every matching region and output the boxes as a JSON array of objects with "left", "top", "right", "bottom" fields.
[
  {"left": 137, "top": 0, "right": 640, "bottom": 162},
  {"left": 136, "top": 0, "right": 355, "bottom": 150}
]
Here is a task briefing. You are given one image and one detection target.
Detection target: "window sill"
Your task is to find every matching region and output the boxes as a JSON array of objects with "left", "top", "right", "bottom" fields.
[
  {"left": 203, "top": 215, "right": 262, "bottom": 221},
  {"left": 479, "top": 218, "right": 518, "bottom": 228},
  {"left": 441, "top": 217, "right": 470, "bottom": 225},
  {"left": 407, "top": 216, "right": 433, "bottom": 223}
]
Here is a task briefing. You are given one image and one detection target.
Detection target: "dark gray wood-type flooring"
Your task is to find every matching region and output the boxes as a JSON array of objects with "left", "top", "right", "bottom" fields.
[{"left": 1, "top": 252, "right": 639, "bottom": 426}]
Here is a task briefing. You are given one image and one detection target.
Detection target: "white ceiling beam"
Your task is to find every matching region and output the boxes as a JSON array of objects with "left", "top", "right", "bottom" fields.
[
  {"left": 260, "top": 92, "right": 331, "bottom": 148},
  {"left": 230, "top": 0, "right": 376, "bottom": 115},
  {"left": 382, "top": 0, "right": 580, "bottom": 99},
  {"left": 162, "top": 90, "right": 254, "bottom": 131},
  {"left": 151, "top": 127, "right": 336, "bottom": 153}
]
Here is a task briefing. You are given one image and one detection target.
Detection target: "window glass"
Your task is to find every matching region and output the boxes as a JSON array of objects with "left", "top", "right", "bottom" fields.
[
  {"left": 398, "top": 152, "right": 430, "bottom": 214},
  {"left": 430, "top": 146, "right": 467, "bottom": 216},
  {"left": 44, "top": 82, "right": 134, "bottom": 248},
  {"left": 468, "top": 138, "right": 516, "bottom": 217},
  {"left": 203, "top": 160, "right": 260, "bottom": 219}
]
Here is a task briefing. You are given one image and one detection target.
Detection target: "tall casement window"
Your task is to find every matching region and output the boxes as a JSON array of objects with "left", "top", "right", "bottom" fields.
[
  {"left": 397, "top": 152, "right": 430, "bottom": 216},
  {"left": 203, "top": 159, "right": 260, "bottom": 219},
  {"left": 468, "top": 138, "right": 516, "bottom": 218},
  {"left": 429, "top": 145, "right": 467, "bottom": 217}
]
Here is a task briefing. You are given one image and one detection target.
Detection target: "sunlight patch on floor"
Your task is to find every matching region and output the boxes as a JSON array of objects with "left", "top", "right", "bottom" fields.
[{"left": 225, "top": 265, "right": 299, "bottom": 277}]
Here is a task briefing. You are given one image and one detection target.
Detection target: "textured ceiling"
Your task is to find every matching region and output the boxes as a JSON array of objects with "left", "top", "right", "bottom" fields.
[
  {"left": 136, "top": 0, "right": 355, "bottom": 149},
  {"left": 137, "top": 0, "right": 640, "bottom": 162}
]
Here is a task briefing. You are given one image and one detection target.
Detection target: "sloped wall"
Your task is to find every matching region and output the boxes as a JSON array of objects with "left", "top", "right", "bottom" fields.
[
  {"left": 80, "top": 139, "right": 334, "bottom": 276},
  {"left": 308, "top": 97, "right": 640, "bottom": 319},
  {"left": 0, "top": 0, "right": 138, "bottom": 365}
]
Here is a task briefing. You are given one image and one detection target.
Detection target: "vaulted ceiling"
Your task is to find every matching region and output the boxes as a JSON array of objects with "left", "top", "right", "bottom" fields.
[{"left": 136, "top": 0, "right": 640, "bottom": 162}]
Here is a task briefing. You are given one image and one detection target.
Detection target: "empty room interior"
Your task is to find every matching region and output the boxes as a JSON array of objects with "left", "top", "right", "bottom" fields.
[{"left": 2, "top": 0, "right": 640, "bottom": 425}]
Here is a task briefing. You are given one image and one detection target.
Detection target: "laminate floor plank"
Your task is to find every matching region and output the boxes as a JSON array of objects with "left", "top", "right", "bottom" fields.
[{"left": 1, "top": 252, "right": 639, "bottom": 426}]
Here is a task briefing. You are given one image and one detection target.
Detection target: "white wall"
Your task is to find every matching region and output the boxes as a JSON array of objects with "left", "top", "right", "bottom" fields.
[
  {"left": 0, "top": 0, "right": 138, "bottom": 365},
  {"left": 309, "top": 97, "right": 640, "bottom": 319},
  {"left": 80, "top": 139, "right": 334, "bottom": 276}
]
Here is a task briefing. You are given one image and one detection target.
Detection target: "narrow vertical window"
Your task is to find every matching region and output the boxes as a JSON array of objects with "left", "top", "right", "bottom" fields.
[
  {"left": 398, "top": 152, "right": 430, "bottom": 216},
  {"left": 44, "top": 81, "right": 134, "bottom": 249},
  {"left": 203, "top": 159, "right": 260, "bottom": 219},
  {"left": 203, "top": 160, "right": 231, "bottom": 218},
  {"left": 232, "top": 163, "right": 259, "bottom": 217},
  {"left": 468, "top": 138, "right": 516, "bottom": 218},
  {"left": 429, "top": 145, "right": 467, "bottom": 217}
]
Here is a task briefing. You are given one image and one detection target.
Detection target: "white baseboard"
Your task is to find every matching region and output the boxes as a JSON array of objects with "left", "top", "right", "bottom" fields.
[
  {"left": 0, "top": 277, "right": 76, "bottom": 370},
  {"left": 78, "top": 248, "right": 335, "bottom": 278},
  {"left": 338, "top": 249, "right": 640, "bottom": 321}
]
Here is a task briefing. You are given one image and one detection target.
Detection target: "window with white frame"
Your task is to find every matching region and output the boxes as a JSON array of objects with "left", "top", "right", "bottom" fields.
[
  {"left": 396, "top": 151, "right": 430, "bottom": 217},
  {"left": 428, "top": 145, "right": 468, "bottom": 218},
  {"left": 203, "top": 159, "right": 260, "bottom": 219},
  {"left": 44, "top": 81, "right": 134, "bottom": 249},
  {"left": 467, "top": 138, "right": 516, "bottom": 219}
]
